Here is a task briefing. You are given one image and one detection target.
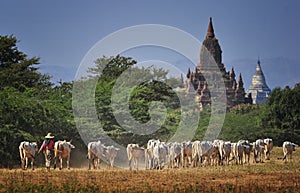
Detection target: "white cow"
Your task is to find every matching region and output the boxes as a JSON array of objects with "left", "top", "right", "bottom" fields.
[
  {"left": 236, "top": 142, "right": 245, "bottom": 165},
  {"left": 282, "top": 141, "right": 298, "bottom": 162},
  {"left": 236, "top": 140, "right": 253, "bottom": 164},
  {"left": 235, "top": 140, "right": 249, "bottom": 165},
  {"left": 211, "top": 139, "right": 224, "bottom": 166},
  {"left": 192, "top": 141, "right": 201, "bottom": 167},
  {"left": 87, "top": 141, "right": 104, "bottom": 169},
  {"left": 54, "top": 140, "right": 75, "bottom": 170},
  {"left": 19, "top": 141, "right": 38, "bottom": 170},
  {"left": 253, "top": 139, "right": 265, "bottom": 163},
  {"left": 145, "top": 139, "right": 160, "bottom": 170},
  {"left": 153, "top": 142, "right": 168, "bottom": 169},
  {"left": 264, "top": 138, "right": 273, "bottom": 160},
  {"left": 103, "top": 145, "right": 120, "bottom": 168},
  {"left": 230, "top": 142, "right": 239, "bottom": 164},
  {"left": 199, "top": 141, "right": 218, "bottom": 166},
  {"left": 127, "top": 144, "right": 144, "bottom": 170},
  {"left": 169, "top": 142, "right": 182, "bottom": 168}
]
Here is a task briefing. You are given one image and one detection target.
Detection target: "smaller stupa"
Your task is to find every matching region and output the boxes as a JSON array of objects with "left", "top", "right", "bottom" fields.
[{"left": 247, "top": 60, "right": 271, "bottom": 104}]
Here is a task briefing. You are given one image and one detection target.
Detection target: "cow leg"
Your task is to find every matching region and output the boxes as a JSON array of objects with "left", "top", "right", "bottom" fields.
[
  {"left": 25, "top": 157, "right": 28, "bottom": 170},
  {"left": 137, "top": 158, "right": 140, "bottom": 170},
  {"left": 238, "top": 155, "right": 242, "bottom": 165},
  {"left": 110, "top": 158, "right": 114, "bottom": 168},
  {"left": 95, "top": 158, "right": 97, "bottom": 169},
  {"left": 145, "top": 152, "right": 148, "bottom": 169},
  {"left": 67, "top": 157, "right": 70, "bottom": 170},
  {"left": 283, "top": 153, "right": 287, "bottom": 162},
  {"left": 87, "top": 154, "right": 91, "bottom": 170},
  {"left": 133, "top": 158, "right": 138, "bottom": 170},
  {"left": 88, "top": 158, "right": 91, "bottom": 170},
  {"left": 94, "top": 158, "right": 97, "bottom": 169},
  {"left": 53, "top": 157, "right": 56, "bottom": 169},
  {"left": 21, "top": 158, "right": 25, "bottom": 170},
  {"left": 52, "top": 152, "right": 57, "bottom": 170},
  {"left": 21, "top": 155, "right": 25, "bottom": 170},
  {"left": 247, "top": 154, "right": 250, "bottom": 164},
  {"left": 60, "top": 157, "right": 63, "bottom": 170},
  {"left": 253, "top": 151, "right": 257, "bottom": 163},
  {"left": 20, "top": 149, "right": 25, "bottom": 170},
  {"left": 129, "top": 158, "right": 132, "bottom": 170},
  {"left": 92, "top": 158, "right": 95, "bottom": 169},
  {"left": 31, "top": 158, "right": 34, "bottom": 170},
  {"left": 97, "top": 158, "right": 101, "bottom": 169},
  {"left": 150, "top": 158, "right": 154, "bottom": 169}
]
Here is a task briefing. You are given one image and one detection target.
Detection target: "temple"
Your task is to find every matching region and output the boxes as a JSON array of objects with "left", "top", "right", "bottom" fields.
[
  {"left": 184, "top": 17, "right": 247, "bottom": 110},
  {"left": 246, "top": 60, "right": 271, "bottom": 104}
]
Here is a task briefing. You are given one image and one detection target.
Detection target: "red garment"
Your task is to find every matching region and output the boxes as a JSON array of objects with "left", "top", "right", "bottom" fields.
[{"left": 38, "top": 139, "right": 55, "bottom": 153}]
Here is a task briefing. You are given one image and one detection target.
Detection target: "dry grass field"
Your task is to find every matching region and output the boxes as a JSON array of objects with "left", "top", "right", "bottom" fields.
[{"left": 1, "top": 147, "right": 300, "bottom": 193}]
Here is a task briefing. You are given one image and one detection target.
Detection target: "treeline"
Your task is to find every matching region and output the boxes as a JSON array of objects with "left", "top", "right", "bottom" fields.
[{"left": 0, "top": 35, "right": 299, "bottom": 167}]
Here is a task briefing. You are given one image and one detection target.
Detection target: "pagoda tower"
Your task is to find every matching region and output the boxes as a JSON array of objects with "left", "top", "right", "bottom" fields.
[
  {"left": 185, "top": 17, "right": 246, "bottom": 109},
  {"left": 247, "top": 60, "right": 271, "bottom": 104},
  {"left": 235, "top": 73, "right": 246, "bottom": 104}
]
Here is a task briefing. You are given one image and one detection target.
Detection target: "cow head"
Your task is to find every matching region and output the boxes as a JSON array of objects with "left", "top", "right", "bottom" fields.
[
  {"left": 31, "top": 142, "right": 38, "bottom": 152},
  {"left": 292, "top": 143, "right": 298, "bottom": 151},
  {"left": 67, "top": 141, "right": 75, "bottom": 149},
  {"left": 264, "top": 138, "right": 273, "bottom": 145}
]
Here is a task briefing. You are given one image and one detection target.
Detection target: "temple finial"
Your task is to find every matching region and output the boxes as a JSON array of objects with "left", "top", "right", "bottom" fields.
[{"left": 206, "top": 17, "right": 215, "bottom": 39}]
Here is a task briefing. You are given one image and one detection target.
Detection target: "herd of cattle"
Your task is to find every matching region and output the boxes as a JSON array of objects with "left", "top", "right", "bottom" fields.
[
  {"left": 18, "top": 138, "right": 298, "bottom": 170},
  {"left": 126, "top": 139, "right": 298, "bottom": 170}
]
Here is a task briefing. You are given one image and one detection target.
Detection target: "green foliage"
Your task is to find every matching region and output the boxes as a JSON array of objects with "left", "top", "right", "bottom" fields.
[
  {"left": 262, "top": 86, "right": 300, "bottom": 145},
  {"left": 0, "top": 35, "right": 79, "bottom": 167},
  {"left": 89, "top": 55, "right": 182, "bottom": 146},
  {"left": 220, "top": 105, "right": 264, "bottom": 142},
  {"left": 0, "top": 35, "right": 51, "bottom": 92}
]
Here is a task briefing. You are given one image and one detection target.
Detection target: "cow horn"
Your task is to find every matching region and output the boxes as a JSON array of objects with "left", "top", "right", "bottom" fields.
[{"left": 69, "top": 139, "right": 72, "bottom": 143}]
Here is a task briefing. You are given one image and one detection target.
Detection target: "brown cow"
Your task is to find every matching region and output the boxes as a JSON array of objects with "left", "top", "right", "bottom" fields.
[{"left": 54, "top": 140, "right": 75, "bottom": 170}]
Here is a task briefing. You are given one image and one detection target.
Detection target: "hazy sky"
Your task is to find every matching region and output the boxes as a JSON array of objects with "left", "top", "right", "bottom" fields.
[{"left": 1, "top": 0, "right": 300, "bottom": 89}]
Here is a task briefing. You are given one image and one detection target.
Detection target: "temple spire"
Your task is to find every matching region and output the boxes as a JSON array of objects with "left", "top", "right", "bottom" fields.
[
  {"left": 237, "top": 73, "right": 244, "bottom": 88},
  {"left": 186, "top": 67, "right": 191, "bottom": 79},
  {"left": 206, "top": 17, "right": 215, "bottom": 39},
  {"left": 230, "top": 67, "right": 236, "bottom": 80},
  {"left": 256, "top": 59, "right": 262, "bottom": 72},
  {"left": 247, "top": 60, "right": 271, "bottom": 104}
]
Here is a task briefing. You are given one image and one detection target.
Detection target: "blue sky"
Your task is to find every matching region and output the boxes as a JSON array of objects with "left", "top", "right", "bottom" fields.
[{"left": 1, "top": 0, "right": 300, "bottom": 89}]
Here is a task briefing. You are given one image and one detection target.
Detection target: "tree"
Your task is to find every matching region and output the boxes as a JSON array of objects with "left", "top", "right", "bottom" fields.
[
  {"left": 0, "top": 35, "right": 51, "bottom": 92},
  {"left": 75, "top": 55, "right": 182, "bottom": 146},
  {"left": 263, "top": 85, "right": 300, "bottom": 145},
  {"left": 0, "top": 35, "right": 79, "bottom": 167}
]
